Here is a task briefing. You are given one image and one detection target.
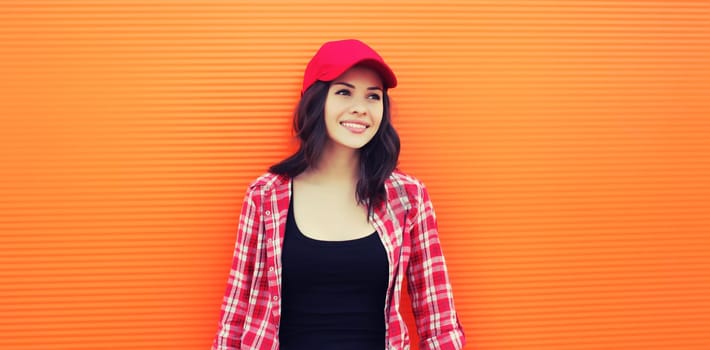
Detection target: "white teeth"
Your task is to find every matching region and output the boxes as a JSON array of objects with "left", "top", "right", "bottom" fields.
[{"left": 341, "top": 122, "right": 367, "bottom": 129}]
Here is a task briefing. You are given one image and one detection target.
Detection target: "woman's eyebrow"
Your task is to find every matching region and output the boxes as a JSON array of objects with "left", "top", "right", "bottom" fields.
[
  {"left": 333, "top": 82, "right": 355, "bottom": 88},
  {"left": 333, "top": 82, "right": 383, "bottom": 91}
]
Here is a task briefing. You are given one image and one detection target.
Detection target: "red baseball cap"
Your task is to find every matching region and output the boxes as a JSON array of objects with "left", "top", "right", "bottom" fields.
[{"left": 301, "top": 39, "right": 398, "bottom": 94}]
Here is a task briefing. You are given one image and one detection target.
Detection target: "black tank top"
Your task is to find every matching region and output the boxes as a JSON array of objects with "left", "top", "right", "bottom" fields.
[{"left": 278, "top": 194, "right": 389, "bottom": 350}]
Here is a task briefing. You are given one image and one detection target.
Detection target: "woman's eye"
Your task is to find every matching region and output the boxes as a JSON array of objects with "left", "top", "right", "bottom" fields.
[
  {"left": 335, "top": 89, "right": 351, "bottom": 96},
  {"left": 368, "top": 94, "right": 382, "bottom": 101}
]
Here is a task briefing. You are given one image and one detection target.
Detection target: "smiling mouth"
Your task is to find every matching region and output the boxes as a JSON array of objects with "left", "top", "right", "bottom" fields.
[{"left": 340, "top": 122, "right": 369, "bottom": 129}]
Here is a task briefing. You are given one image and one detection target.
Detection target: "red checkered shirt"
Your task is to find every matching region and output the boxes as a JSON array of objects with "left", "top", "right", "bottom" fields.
[{"left": 212, "top": 171, "right": 465, "bottom": 350}]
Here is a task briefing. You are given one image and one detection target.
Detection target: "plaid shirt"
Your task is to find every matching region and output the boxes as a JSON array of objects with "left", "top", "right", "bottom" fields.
[{"left": 213, "top": 171, "right": 465, "bottom": 350}]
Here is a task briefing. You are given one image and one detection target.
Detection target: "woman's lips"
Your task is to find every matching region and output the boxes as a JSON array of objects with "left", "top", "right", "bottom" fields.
[{"left": 340, "top": 121, "right": 369, "bottom": 134}]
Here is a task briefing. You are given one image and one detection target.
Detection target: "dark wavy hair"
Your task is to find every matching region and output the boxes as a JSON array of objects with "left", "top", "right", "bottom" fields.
[{"left": 269, "top": 80, "right": 400, "bottom": 215}]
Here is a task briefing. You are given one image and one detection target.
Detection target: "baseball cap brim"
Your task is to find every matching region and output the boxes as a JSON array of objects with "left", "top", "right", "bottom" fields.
[{"left": 320, "top": 58, "right": 397, "bottom": 90}]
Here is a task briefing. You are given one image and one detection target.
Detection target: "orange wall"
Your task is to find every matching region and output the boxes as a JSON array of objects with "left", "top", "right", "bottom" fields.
[{"left": 2, "top": 1, "right": 710, "bottom": 349}]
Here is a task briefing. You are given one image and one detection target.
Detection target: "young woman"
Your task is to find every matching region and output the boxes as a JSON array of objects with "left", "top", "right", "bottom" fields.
[{"left": 213, "top": 39, "right": 465, "bottom": 350}]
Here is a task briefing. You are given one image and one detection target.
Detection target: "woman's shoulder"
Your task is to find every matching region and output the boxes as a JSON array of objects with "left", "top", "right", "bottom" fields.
[
  {"left": 246, "top": 172, "right": 290, "bottom": 193},
  {"left": 387, "top": 169, "right": 427, "bottom": 191},
  {"left": 385, "top": 169, "right": 431, "bottom": 207}
]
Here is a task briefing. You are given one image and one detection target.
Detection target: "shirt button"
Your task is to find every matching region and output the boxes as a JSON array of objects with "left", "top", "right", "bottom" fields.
[
  {"left": 269, "top": 266, "right": 274, "bottom": 272},
  {"left": 272, "top": 296, "right": 278, "bottom": 301},
  {"left": 265, "top": 210, "right": 271, "bottom": 215}
]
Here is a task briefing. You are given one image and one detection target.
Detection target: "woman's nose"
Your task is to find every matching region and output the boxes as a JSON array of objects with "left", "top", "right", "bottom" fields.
[{"left": 350, "top": 101, "right": 368, "bottom": 115}]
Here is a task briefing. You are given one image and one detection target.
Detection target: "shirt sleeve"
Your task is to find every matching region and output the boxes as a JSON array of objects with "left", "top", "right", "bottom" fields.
[
  {"left": 407, "top": 182, "right": 466, "bottom": 350},
  {"left": 212, "top": 186, "right": 262, "bottom": 350}
]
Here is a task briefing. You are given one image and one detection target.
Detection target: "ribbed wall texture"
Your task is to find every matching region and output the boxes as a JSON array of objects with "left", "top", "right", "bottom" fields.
[{"left": 2, "top": 1, "right": 710, "bottom": 349}]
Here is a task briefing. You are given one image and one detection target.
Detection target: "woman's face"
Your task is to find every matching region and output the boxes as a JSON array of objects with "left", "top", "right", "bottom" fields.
[{"left": 323, "top": 66, "right": 384, "bottom": 150}]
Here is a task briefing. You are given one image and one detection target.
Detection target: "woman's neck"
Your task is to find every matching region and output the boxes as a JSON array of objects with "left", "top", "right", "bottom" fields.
[{"left": 303, "top": 141, "right": 359, "bottom": 184}]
